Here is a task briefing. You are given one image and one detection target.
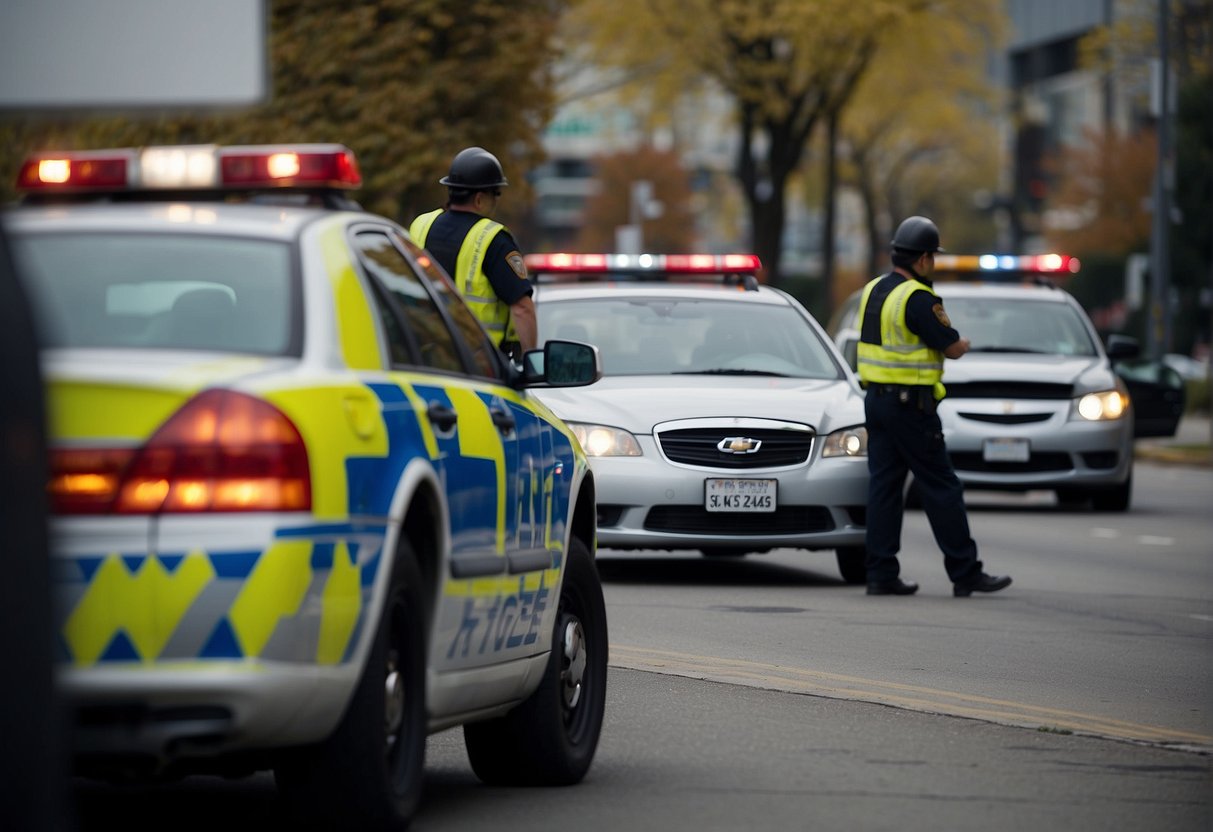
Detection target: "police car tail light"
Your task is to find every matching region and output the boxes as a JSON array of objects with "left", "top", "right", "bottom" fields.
[{"left": 51, "top": 390, "right": 312, "bottom": 515}]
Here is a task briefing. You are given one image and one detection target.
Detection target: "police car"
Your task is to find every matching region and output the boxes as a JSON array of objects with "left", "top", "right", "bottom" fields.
[
  {"left": 4, "top": 144, "right": 607, "bottom": 827},
  {"left": 528, "top": 253, "right": 870, "bottom": 583}
]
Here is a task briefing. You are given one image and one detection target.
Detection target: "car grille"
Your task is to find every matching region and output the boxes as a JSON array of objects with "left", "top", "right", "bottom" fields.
[
  {"left": 945, "top": 382, "right": 1073, "bottom": 400},
  {"left": 956, "top": 412, "right": 1052, "bottom": 425},
  {"left": 657, "top": 427, "right": 814, "bottom": 469},
  {"left": 950, "top": 452, "right": 1073, "bottom": 473},
  {"left": 643, "top": 505, "right": 834, "bottom": 535}
]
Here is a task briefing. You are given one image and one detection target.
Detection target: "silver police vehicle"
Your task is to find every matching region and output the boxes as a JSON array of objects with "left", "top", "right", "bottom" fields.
[{"left": 528, "top": 253, "right": 870, "bottom": 584}]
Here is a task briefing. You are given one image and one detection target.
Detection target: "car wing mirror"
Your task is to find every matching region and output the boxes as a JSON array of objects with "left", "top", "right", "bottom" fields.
[
  {"left": 520, "top": 339, "right": 602, "bottom": 388},
  {"left": 1105, "top": 333, "right": 1140, "bottom": 361}
]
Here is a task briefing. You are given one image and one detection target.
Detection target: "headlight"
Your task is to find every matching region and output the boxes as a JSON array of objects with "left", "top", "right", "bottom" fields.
[
  {"left": 568, "top": 422, "right": 642, "bottom": 457},
  {"left": 821, "top": 425, "right": 868, "bottom": 457},
  {"left": 1074, "top": 390, "right": 1128, "bottom": 421}
]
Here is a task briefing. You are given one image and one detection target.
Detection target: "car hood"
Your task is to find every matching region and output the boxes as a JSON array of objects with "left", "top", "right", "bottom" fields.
[
  {"left": 944, "top": 353, "right": 1116, "bottom": 392},
  {"left": 534, "top": 375, "right": 865, "bottom": 435}
]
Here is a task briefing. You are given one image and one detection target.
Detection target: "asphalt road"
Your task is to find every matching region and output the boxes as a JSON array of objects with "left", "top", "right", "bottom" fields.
[{"left": 68, "top": 459, "right": 1213, "bottom": 831}]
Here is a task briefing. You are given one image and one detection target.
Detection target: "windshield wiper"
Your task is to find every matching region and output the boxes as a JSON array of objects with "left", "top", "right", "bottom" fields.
[{"left": 968, "top": 346, "right": 1048, "bottom": 354}]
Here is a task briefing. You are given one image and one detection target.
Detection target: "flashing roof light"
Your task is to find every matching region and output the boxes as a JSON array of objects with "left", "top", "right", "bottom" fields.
[
  {"left": 525, "top": 252, "right": 762, "bottom": 275},
  {"left": 16, "top": 143, "right": 362, "bottom": 194},
  {"left": 935, "top": 253, "right": 1080, "bottom": 276}
]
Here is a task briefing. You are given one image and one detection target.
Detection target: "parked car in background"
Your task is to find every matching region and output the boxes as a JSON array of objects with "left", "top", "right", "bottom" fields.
[
  {"left": 528, "top": 253, "right": 871, "bottom": 584},
  {"left": 5, "top": 144, "right": 608, "bottom": 829},
  {"left": 829, "top": 257, "right": 1184, "bottom": 512}
]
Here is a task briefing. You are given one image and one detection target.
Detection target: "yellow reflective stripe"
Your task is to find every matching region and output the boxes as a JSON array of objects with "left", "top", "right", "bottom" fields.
[
  {"left": 317, "top": 541, "right": 361, "bottom": 665},
  {"left": 445, "top": 386, "right": 507, "bottom": 555},
  {"left": 64, "top": 551, "right": 215, "bottom": 666},
  {"left": 459, "top": 218, "right": 503, "bottom": 295},
  {"left": 321, "top": 223, "right": 380, "bottom": 371},
  {"left": 228, "top": 539, "right": 312, "bottom": 658}
]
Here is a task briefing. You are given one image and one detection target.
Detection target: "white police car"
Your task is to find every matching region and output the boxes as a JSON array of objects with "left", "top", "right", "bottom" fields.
[{"left": 4, "top": 144, "right": 607, "bottom": 828}]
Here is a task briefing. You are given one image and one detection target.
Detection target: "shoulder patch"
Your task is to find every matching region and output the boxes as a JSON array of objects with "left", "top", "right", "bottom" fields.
[
  {"left": 933, "top": 303, "right": 952, "bottom": 327},
  {"left": 506, "top": 251, "right": 528, "bottom": 280}
]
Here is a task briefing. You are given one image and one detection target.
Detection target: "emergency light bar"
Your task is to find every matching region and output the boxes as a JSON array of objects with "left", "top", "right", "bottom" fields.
[
  {"left": 16, "top": 143, "right": 362, "bottom": 194},
  {"left": 935, "top": 253, "right": 1080, "bottom": 275},
  {"left": 525, "top": 252, "right": 764, "bottom": 291},
  {"left": 526, "top": 252, "right": 761, "bottom": 274}
]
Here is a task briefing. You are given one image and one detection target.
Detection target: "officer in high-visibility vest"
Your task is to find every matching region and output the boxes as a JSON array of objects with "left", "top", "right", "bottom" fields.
[
  {"left": 411, "top": 147, "right": 536, "bottom": 361},
  {"left": 857, "top": 216, "right": 1012, "bottom": 598}
]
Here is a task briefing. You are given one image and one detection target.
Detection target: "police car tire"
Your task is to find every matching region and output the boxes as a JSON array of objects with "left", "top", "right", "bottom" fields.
[
  {"left": 835, "top": 545, "right": 867, "bottom": 585},
  {"left": 463, "top": 536, "right": 607, "bottom": 786},
  {"left": 274, "top": 543, "right": 427, "bottom": 829},
  {"left": 1091, "top": 472, "right": 1132, "bottom": 513}
]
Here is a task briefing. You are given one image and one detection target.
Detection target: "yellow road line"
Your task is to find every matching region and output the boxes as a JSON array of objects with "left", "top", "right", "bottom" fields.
[{"left": 610, "top": 644, "right": 1212, "bottom": 749}]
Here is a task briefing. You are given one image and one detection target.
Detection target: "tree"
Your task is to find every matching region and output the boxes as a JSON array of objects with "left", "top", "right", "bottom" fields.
[
  {"left": 0, "top": 0, "right": 565, "bottom": 223},
  {"left": 839, "top": 7, "right": 1005, "bottom": 285},
  {"left": 1063, "top": 0, "right": 1212, "bottom": 355},
  {"left": 566, "top": 0, "right": 1003, "bottom": 290}
]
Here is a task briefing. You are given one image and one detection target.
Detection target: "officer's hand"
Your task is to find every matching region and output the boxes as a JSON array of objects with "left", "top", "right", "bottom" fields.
[{"left": 944, "top": 337, "right": 970, "bottom": 359}]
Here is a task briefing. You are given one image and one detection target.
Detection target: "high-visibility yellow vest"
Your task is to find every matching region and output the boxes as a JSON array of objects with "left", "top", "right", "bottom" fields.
[
  {"left": 856, "top": 275, "right": 946, "bottom": 400},
  {"left": 410, "top": 209, "right": 516, "bottom": 345}
]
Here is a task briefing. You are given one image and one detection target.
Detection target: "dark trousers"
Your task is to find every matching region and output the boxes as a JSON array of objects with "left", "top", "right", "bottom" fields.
[{"left": 864, "top": 386, "right": 982, "bottom": 584}]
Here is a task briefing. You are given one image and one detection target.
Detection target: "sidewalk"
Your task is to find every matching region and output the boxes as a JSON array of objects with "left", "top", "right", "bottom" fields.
[{"left": 1135, "top": 413, "right": 1213, "bottom": 467}]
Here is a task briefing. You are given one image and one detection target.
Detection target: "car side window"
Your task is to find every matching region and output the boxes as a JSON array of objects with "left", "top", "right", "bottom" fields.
[
  {"left": 400, "top": 236, "right": 501, "bottom": 380},
  {"left": 354, "top": 231, "right": 463, "bottom": 373}
]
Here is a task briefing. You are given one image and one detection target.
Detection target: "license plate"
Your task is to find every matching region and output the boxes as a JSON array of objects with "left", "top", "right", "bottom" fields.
[
  {"left": 983, "top": 438, "right": 1030, "bottom": 463},
  {"left": 705, "top": 478, "right": 777, "bottom": 513}
]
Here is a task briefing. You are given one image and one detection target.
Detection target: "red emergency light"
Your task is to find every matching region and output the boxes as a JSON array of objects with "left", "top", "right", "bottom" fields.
[{"left": 16, "top": 144, "right": 362, "bottom": 194}]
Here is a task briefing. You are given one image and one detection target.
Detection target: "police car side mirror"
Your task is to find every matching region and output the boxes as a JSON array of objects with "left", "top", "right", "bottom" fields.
[
  {"left": 521, "top": 340, "right": 602, "bottom": 387},
  {"left": 1105, "top": 334, "right": 1140, "bottom": 362}
]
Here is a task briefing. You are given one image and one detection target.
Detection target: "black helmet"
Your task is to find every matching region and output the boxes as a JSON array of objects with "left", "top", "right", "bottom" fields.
[
  {"left": 439, "top": 146, "right": 509, "bottom": 190},
  {"left": 891, "top": 216, "right": 944, "bottom": 253}
]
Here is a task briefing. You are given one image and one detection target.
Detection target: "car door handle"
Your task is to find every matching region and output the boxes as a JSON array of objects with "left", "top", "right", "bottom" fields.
[
  {"left": 490, "top": 406, "right": 515, "bottom": 434},
  {"left": 427, "top": 402, "right": 458, "bottom": 431}
]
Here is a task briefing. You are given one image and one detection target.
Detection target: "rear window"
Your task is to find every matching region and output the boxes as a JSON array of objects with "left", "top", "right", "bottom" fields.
[{"left": 12, "top": 232, "right": 295, "bottom": 355}]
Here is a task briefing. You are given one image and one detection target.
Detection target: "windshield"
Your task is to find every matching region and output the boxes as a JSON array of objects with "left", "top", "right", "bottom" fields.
[
  {"left": 538, "top": 296, "right": 844, "bottom": 379},
  {"left": 943, "top": 297, "right": 1097, "bottom": 357},
  {"left": 12, "top": 232, "right": 296, "bottom": 355}
]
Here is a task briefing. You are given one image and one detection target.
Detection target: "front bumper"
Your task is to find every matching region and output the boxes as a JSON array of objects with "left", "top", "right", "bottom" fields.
[
  {"left": 942, "top": 401, "right": 1133, "bottom": 491},
  {"left": 588, "top": 436, "right": 869, "bottom": 551}
]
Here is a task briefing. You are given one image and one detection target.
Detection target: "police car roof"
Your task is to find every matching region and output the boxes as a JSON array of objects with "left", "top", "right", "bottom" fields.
[{"left": 3, "top": 200, "right": 359, "bottom": 242}]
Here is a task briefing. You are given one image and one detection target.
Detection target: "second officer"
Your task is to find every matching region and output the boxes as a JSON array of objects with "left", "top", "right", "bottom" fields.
[
  {"left": 410, "top": 147, "right": 537, "bottom": 361},
  {"left": 857, "top": 215, "right": 1013, "bottom": 598}
]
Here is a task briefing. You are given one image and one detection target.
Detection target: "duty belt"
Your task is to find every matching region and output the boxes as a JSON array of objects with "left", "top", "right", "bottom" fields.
[{"left": 864, "top": 382, "right": 937, "bottom": 411}]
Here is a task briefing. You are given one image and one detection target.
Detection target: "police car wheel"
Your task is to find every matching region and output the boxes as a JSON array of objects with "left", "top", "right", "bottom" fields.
[
  {"left": 1091, "top": 472, "right": 1132, "bottom": 513},
  {"left": 835, "top": 545, "right": 867, "bottom": 585},
  {"left": 463, "top": 536, "right": 607, "bottom": 786},
  {"left": 275, "top": 542, "right": 427, "bottom": 828}
]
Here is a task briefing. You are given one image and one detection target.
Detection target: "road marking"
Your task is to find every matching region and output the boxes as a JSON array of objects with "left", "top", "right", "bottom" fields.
[
  {"left": 1137, "top": 535, "right": 1174, "bottom": 546},
  {"left": 1090, "top": 528, "right": 1119, "bottom": 539},
  {"left": 1191, "top": 614, "right": 1213, "bottom": 623},
  {"left": 610, "top": 643, "right": 1212, "bottom": 751}
]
